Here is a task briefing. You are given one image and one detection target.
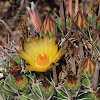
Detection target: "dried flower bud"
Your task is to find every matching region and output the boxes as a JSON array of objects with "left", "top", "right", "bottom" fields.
[
  {"left": 9, "top": 65, "right": 30, "bottom": 93},
  {"left": 40, "top": 78, "right": 54, "bottom": 99},
  {"left": 64, "top": 70, "right": 80, "bottom": 94},
  {"left": 64, "top": 76, "right": 80, "bottom": 94}
]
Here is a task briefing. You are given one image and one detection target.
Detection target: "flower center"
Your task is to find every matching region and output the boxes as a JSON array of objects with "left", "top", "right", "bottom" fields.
[{"left": 37, "top": 53, "right": 50, "bottom": 67}]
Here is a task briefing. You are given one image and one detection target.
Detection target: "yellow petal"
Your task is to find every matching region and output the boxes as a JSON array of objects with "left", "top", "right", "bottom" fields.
[
  {"left": 53, "top": 49, "right": 66, "bottom": 63},
  {"left": 17, "top": 50, "right": 36, "bottom": 67},
  {"left": 17, "top": 36, "right": 66, "bottom": 72},
  {"left": 25, "top": 65, "right": 52, "bottom": 72}
]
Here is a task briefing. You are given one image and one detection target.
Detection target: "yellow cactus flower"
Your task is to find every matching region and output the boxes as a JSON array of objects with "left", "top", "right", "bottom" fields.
[{"left": 17, "top": 36, "right": 66, "bottom": 72}]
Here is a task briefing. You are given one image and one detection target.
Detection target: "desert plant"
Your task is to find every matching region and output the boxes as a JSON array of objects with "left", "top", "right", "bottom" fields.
[{"left": 0, "top": 0, "right": 100, "bottom": 100}]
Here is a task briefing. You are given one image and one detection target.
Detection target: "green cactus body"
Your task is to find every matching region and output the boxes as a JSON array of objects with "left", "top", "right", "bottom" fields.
[
  {"left": 40, "top": 83, "right": 54, "bottom": 99},
  {"left": 64, "top": 77, "right": 80, "bottom": 95},
  {"left": 15, "top": 75, "right": 30, "bottom": 93},
  {"left": 81, "top": 77, "right": 89, "bottom": 86}
]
